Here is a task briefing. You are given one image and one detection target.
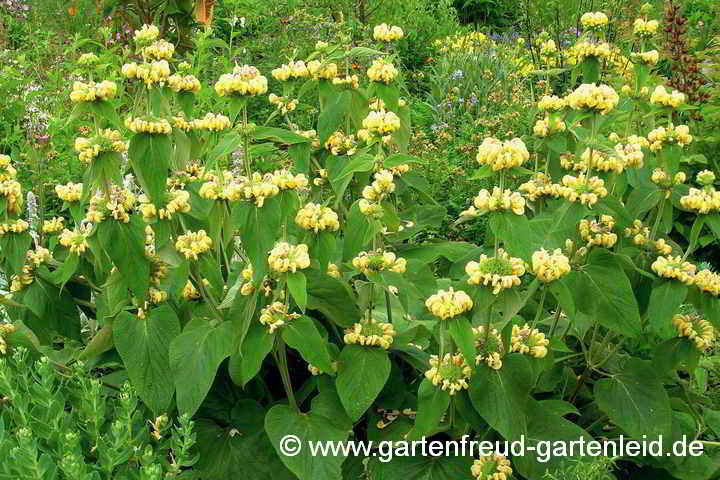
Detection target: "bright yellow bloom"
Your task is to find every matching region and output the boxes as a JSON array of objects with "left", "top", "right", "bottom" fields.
[
  {"left": 673, "top": 314, "right": 714, "bottom": 350},
  {"left": 0, "top": 219, "right": 29, "bottom": 235},
  {"left": 511, "top": 324, "right": 550, "bottom": 358},
  {"left": 214, "top": 65, "right": 268, "bottom": 96},
  {"left": 566, "top": 83, "right": 619, "bottom": 115},
  {"left": 259, "top": 301, "right": 300, "bottom": 334},
  {"left": 142, "top": 39, "right": 174, "bottom": 60},
  {"left": 133, "top": 24, "right": 160, "bottom": 44},
  {"left": 268, "top": 242, "right": 310, "bottom": 273},
  {"left": 650, "top": 85, "right": 685, "bottom": 107},
  {"left": 580, "top": 11, "right": 608, "bottom": 29},
  {"left": 367, "top": 58, "right": 398, "bottom": 84},
  {"left": 696, "top": 269, "right": 720, "bottom": 296},
  {"left": 471, "top": 454, "right": 513, "bottom": 480},
  {"left": 307, "top": 60, "right": 338, "bottom": 80},
  {"left": 476, "top": 137, "right": 529, "bottom": 171},
  {"left": 579, "top": 215, "right": 617, "bottom": 248},
  {"left": 175, "top": 230, "right": 213, "bottom": 260},
  {"left": 631, "top": 50, "right": 660, "bottom": 65},
  {"left": 559, "top": 174, "right": 608, "bottom": 206},
  {"left": 271, "top": 60, "right": 310, "bottom": 81},
  {"left": 634, "top": 18, "right": 659, "bottom": 37},
  {"left": 352, "top": 250, "right": 406, "bottom": 275},
  {"left": 125, "top": 116, "right": 172, "bottom": 134},
  {"left": 344, "top": 320, "right": 396, "bottom": 349},
  {"left": 59, "top": 228, "right": 89, "bottom": 254},
  {"left": 362, "top": 109, "right": 401, "bottom": 135},
  {"left": 190, "top": 113, "right": 232, "bottom": 131},
  {"left": 537, "top": 95, "right": 566, "bottom": 111},
  {"left": 373, "top": 24, "right": 404, "bottom": 42},
  {"left": 466, "top": 249, "right": 525, "bottom": 294},
  {"left": 461, "top": 186, "right": 525, "bottom": 217},
  {"left": 652, "top": 255, "right": 696, "bottom": 285},
  {"left": 167, "top": 73, "right": 201, "bottom": 93},
  {"left": 425, "top": 353, "right": 472, "bottom": 395},
  {"left": 42, "top": 217, "right": 65, "bottom": 233},
  {"left": 325, "top": 131, "right": 357, "bottom": 156},
  {"left": 473, "top": 326, "right": 505, "bottom": 370},
  {"left": 70, "top": 80, "right": 117, "bottom": 102},
  {"left": 532, "top": 248, "right": 571, "bottom": 283},
  {"left": 425, "top": 288, "right": 473, "bottom": 320},
  {"left": 295, "top": 202, "right": 340, "bottom": 232}
]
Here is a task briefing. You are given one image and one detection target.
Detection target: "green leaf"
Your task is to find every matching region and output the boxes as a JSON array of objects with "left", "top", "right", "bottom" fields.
[
  {"left": 368, "top": 455, "right": 473, "bottom": 480},
  {"left": 469, "top": 354, "right": 532, "bottom": 440},
  {"left": 282, "top": 316, "right": 333, "bottom": 373},
  {"left": 251, "top": 126, "right": 311, "bottom": 144},
  {"left": 318, "top": 90, "right": 352, "bottom": 143},
  {"left": 265, "top": 405, "right": 349, "bottom": 480},
  {"left": 233, "top": 197, "right": 282, "bottom": 280},
  {"left": 327, "top": 153, "right": 375, "bottom": 198},
  {"left": 342, "top": 201, "right": 379, "bottom": 261},
  {"left": 336, "top": 345, "right": 391, "bottom": 421},
  {"left": 306, "top": 270, "right": 361, "bottom": 328},
  {"left": 128, "top": 132, "right": 171, "bottom": 205},
  {"left": 595, "top": 358, "right": 672, "bottom": 438},
  {"left": 229, "top": 321, "right": 274, "bottom": 386},
  {"left": 97, "top": 217, "right": 150, "bottom": 298},
  {"left": 410, "top": 378, "right": 451, "bottom": 439},
  {"left": 653, "top": 337, "right": 700, "bottom": 374},
  {"left": 647, "top": 281, "right": 688, "bottom": 338},
  {"left": 287, "top": 271, "right": 308, "bottom": 311},
  {"left": 0, "top": 232, "right": 31, "bottom": 275},
  {"left": 196, "top": 400, "right": 294, "bottom": 479},
  {"left": 113, "top": 305, "right": 180, "bottom": 412},
  {"left": 170, "top": 321, "right": 235, "bottom": 416},
  {"left": 448, "top": 317, "right": 475, "bottom": 367}
]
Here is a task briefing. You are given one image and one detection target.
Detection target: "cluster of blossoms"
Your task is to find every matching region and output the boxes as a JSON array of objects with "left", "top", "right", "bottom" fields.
[
  {"left": 182, "top": 278, "right": 210, "bottom": 301},
  {"left": 537, "top": 95, "right": 566, "bottom": 111},
  {"left": 214, "top": 65, "right": 268, "bottom": 96},
  {"left": 613, "top": 141, "right": 645, "bottom": 168},
  {"left": 167, "top": 73, "right": 201, "bottom": 93},
  {"left": 86, "top": 187, "right": 137, "bottom": 223},
  {"left": 122, "top": 60, "right": 171, "bottom": 86},
  {"left": 569, "top": 40, "right": 612, "bottom": 62},
  {"left": 634, "top": 18, "right": 659, "bottom": 37},
  {"left": 55, "top": 182, "right": 83, "bottom": 202},
  {"left": 332, "top": 74, "right": 360, "bottom": 88},
  {"left": 190, "top": 113, "right": 232, "bottom": 132},
  {"left": 344, "top": 320, "right": 396, "bottom": 350},
  {"left": 268, "top": 242, "right": 310, "bottom": 273},
  {"left": 9, "top": 248, "right": 52, "bottom": 292},
  {"left": 465, "top": 249, "right": 525, "bottom": 295},
  {"left": 511, "top": 324, "right": 550, "bottom": 358},
  {"left": 307, "top": 60, "right": 338, "bottom": 80},
  {"left": 425, "top": 353, "right": 472, "bottom": 395},
  {"left": 630, "top": 50, "right": 660, "bottom": 65},
  {"left": 361, "top": 109, "right": 401, "bottom": 136},
  {"left": 673, "top": 314, "right": 715, "bottom": 350},
  {"left": 59, "top": 228, "right": 89, "bottom": 254},
  {"left": 139, "top": 189, "right": 191, "bottom": 221},
  {"left": 42, "top": 217, "right": 64, "bottom": 234},
  {"left": 532, "top": 248, "right": 571, "bottom": 283},
  {"left": 566, "top": 83, "right": 619, "bottom": 115},
  {"left": 74, "top": 129, "right": 128, "bottom": 163},
  {"left": 295, "top": 202, "right": 340, "bottom": 232},
  {"left": 142, "top": 39, "right": 174, "bottom": 60},
  {"left": 695, "top": 269, "right": 720, "bottom": 297},
  {"left": 461, "top": 187, "right": 526, "bottom": 217},
  {"left": 373, "top": 23, "right": 404, "bottom": 42},
  {"left": 200, "top": 170, "right": 307, "bottom": 207},
  {"left": 0, "top": 219, "right": 29, "bottom": 235},
  {"left": 259, "top": 302, "right": 300, "bottom": 334},
  {"left": 580, "top": 11, "right": 609, "bottom": 29},
  {"left": 433, "top": 32, "right": 488, "bottom": 54},
  {"left": 77, "top": 53, "right": 98, "bottom": 66},
  {"left": 652, "top": 255, "right": 696, "bottom": 285},
  {"left": 425, "top": 288, "right": 473, "bottom": 320},
  {"left": 268, "top": 94, "right": 298, "bottom": 115},
  {"left": 175, "top": 230, "right": 212, "bottom": 260},
  {"left": 579, "top": 215, "right": 617, "bottom": 248},
  {"left": 559, "top": 174, "right": 608, "bottom": 206},
  {"left": 473, "top": 326, "right": 504, "bottom": 370},
  {"left": 476, "top": 137, "right": 529, "bottom": 171},
  {"left": 359, "top": 170, "right": 396, "bottom": 217},
  {"left": 650, "top": 85, "right": 686, "bottom": 107},
  {"left": 680, "top": 171, "right": 720, "bottom": 214},
  {"left": 623, "top": 219, "right": 672, "bottom": 254},
  {"left": 271, "top": 60, "right": 310, "bottom": 81},
  {"left": 539, "top": 39, "right": 557, "bottom": 56},
  {"left": 0, "top": 324, "right": 16, "bottom": 355},
  {"left": 133, "top": 24, "right": 159, "bottom": 44},
  {"left": 651, "top": 169, "right": 686, "bottom": 190},
  {"left": 518, "top": 173, "right": 563, "bottom": 201},
  {"left": 326, "top": 263, "right": 341, "bottom": 279},
  {"left": 351, "top": 250, "right": 406, "bottom": 275},
  {"left": 647, "top": 124, "right": 692, "bottom": 151},
  {"left": 471, "top": 454, "right": 513, "bottom": 480},
  {"left": 125, "top": 116, "right": 172, "bottom": 134},
  {"left": 69, "top": 80, "right": 117, "bottom": 103},
  {"left": 533, "top": 115, "right": 566, "bottom": 137},
  {"left": 367, "top": 58, "right": 398, "bottom": 84},
  {"left": 0, "top": 155, "right": 22, "bottom": 214},
  {"left": 325, "top": 131, "right": 357, "bottom": 156}
]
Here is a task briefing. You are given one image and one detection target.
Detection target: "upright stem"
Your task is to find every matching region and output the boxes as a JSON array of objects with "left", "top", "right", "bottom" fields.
[
  {"left": 275, "top": 339, "right": 298, "bottom": 411},
  {"left": 532, "top": 286, "right": 548, "bottom": 327}
]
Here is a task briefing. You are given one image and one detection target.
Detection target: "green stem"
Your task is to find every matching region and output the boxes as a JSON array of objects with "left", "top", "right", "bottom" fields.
[
  {"left": 532, "top": 286, "right": 548, "bottom": 327},
  {"left": 549, "top": 307, "right": 563, "bottom": 337},
  {"left": 274, "top": 339, "right": 298, "bottom": 412}
]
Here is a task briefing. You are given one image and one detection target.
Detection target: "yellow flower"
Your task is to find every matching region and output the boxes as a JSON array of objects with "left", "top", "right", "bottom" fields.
[
  {"left": 142, "top": 39, "right": 174, "bottom": 60},
  {"left": 0, "top": 219, "right": 29, "bottom": 235},
  {"left": 325, "top": 131, "right": 357, "bottom": 156},
  {"left": 568, "top": 40, "right": 612, "bottom": 62},
  {"left": 634, "top": 18, "right": 659, "bottom": 37},
  {"left": 167, "top": 73, "right": 201, "bottom": 93},
  {"left": 295, "top": 202, "right": 340, "bottom": 232},
  {"left": 59, "top": 228, "right": 89, "bottom": 254},
  {"left": 566, "top": 83, "right": 619, "bottom": 115},
  {"left": 697, "top": 170, "right": 716, "bottom": 186},
  {"left": 695, "top": 269, "right": 720, "bottom": 296},
  {"left": 42, "top": 217, "right": 65, "bottom": 233},
  {"left": 425, "top": 287, "right": 473, "bottom": 320},
  {"left": 307, "top": 60, "right": 338, "bottom": 80},
  {"left": 531, "top": 248, "right": 571, "bottom": 283},
  {"left": 373, "top": 24, "right": 404, "bottom": 42},
  {"left": 651, "top": 255, "right": 696, "bottom": 285},
  {"left": 175, "top": 230, "right": 213, "bottom": 260},
  {"left": 362, "top": 109, "right": 401, "bottom": 135},
  {"left": 86, "top": 187, "right": 137, "bottom": 224},
  {"left": 133, "top": 24, "right": 160, "bottom": 44},
  {"left": 344, "top": 320, "right": 396, "bottom": 349},
  {"left": 476, "top": 137, "right": 529, "bottom": 171},
  {"left": 650, "top": 85, "right": 685, "bottom": 108},
  {"left": 673, "top": 314, "right": 714, "bottom": 350},
  {"left": 472, "top": 326, "right": 505, "bottom": 370},
  {"left": 579, "top": 215, "right": 617, "bottom": 248},
  {"left": 259, "top": 301, "right": 300, "bottom": 333},
  {"left": 70, "top": 80, "right": 117, "bottom": 102},
  {"left": 268, "top": 242, "right": 310, "bottom": 273},
  {"left": 511, "top": 324, "right": 550, "bottom": 358},
  {"left": 537, "top": 95, "right": 566, "bottom": 111},
  {"left": 533, "top": 116, "right": 566, "bottom": 137},
  {"left": 190, "top": 113, "right": 232, "bottom": 131},
  {"left": 680, "top": 188, "right": 720, "bottom": 214},
  {"left": 631, "top": 50, "right": 659, "bottom": 65},
  {"left": 271, "top": 60, "right": 310, "bottom": 81},
  {"left": 367, "top": 58, "right": 398, "bottom": 84},
  {"left": 425, "top": 353, "right": 472, "bottom": 395},
  {"left": 518, "top": 173, "right": 564, "bottom": 202},
  {"left": 559, "top": 174, "right": 608, "bottom": 206},
  {"left": 214, "top": 65, "right": 268, "bottom": 96},
  {"left": 327, "top": 263, "right": 341, "bottom": 279},
  {"left": 580, "top": 11, "right": 608, "bottom": 29},
  {"left": 74, "top": 129, "right": 128, "bottom": 163},
  {"left": 465, "top": 249, "right": 525, "bottom": 294},
  {"left": 125, "top": 116, "right": 172, "bottom": 134},
  {"left": 624, "top": 219, "right": 650, "bottom": 246},
  {"left": 352, "top": 250, "right": 406, "bottom": 275},
  {"left": 471, "top": 454, "right": 513, "bottom": 480},
  {"left": 463, "top": 186, "right": 526, "bottom": 216}
]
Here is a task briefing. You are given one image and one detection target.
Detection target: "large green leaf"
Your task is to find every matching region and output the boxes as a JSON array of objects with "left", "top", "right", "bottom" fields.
[
  {"left": 368, "top": 455, "right": 473, "bottom": 479},
  {"left": 595, "top": 358, "right": 672, "bottom": 439},
  {"left": 282, "top": 316, "right": 333, "bottom": 373},
  {"left": 0, "top": 232, "right": 31, "bottom": 275},
  {"left": 113, "top": 305, "right": 180, "bottom": 412},
  {"left": 342, "top": 200, "right": 379, "bottom": 261},
  {"left": 97, "top": 216, "right": 150, "bottom": 298},
  {"left": 196, "top": 400, "right": 294, "bottom": 480},
  {"left": 228, "top": 321, "right": 274, "bottom": 386},
  {"left": 469, "top": 354, "right": 533, "bottom": 440},
  {"left": 336, "top": 345, "right": 390, "bottom": 421},
  {"left": 530, "top": 200, "right": 587, "bottom": 250},
  {"left": 318, "top": 90, "right": 352, "bottom": 143},
  {"left": 287, "top": 271, "right": 307, "bottom": 311},
  {"left": 169, "top": 321, "right": 235, "bottom": 416},
  {"left": 306, "top": 270, "right": 361, "bottom": 328},
  {"left": 128, "top": 132, "right": 171, "bottom": 204},
  {"left": 409, "top": 378, "right": 450, "bottom": 439},
  {"left": 448, "top": 316, "right": 475, "bottom": 367},
  {"left": 232, "top": 197, "right": 282, "bottom": 280},
  {"left": 647, "top": 281, "right": 688, "bottom": 338},
  {"left": 327, "top": 153, "right": 374, "bottom": 199},
  {"left": 265, "top": 405, "right": 349, "bottom": 480},
  {"left": 576, "top": 250, "right": 642, "bottom": 337}
]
